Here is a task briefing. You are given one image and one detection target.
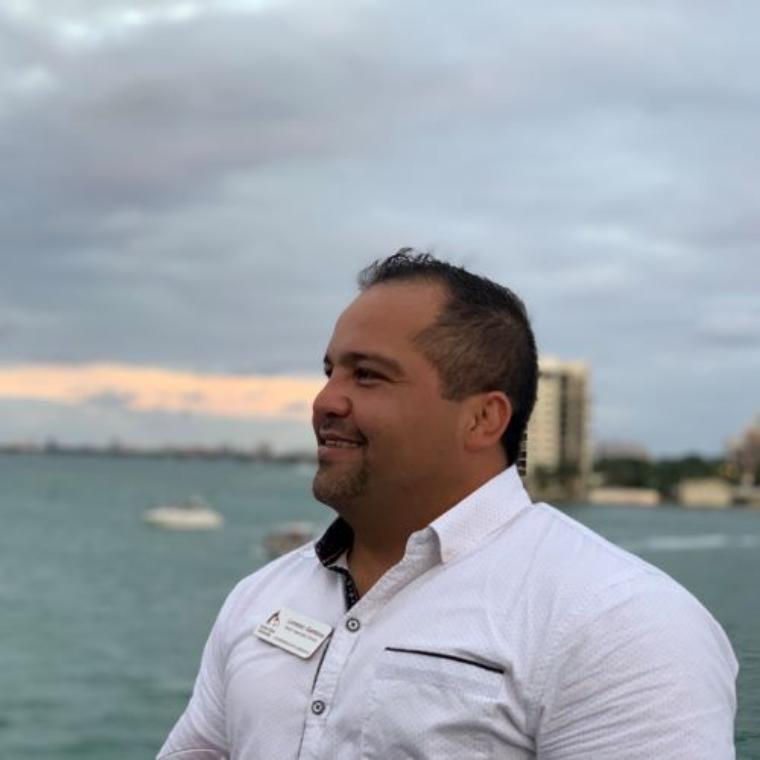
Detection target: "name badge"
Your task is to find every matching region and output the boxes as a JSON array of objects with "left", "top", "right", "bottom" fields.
[{"left": 255, "top": 607, "right": 333, "bottom": 659}]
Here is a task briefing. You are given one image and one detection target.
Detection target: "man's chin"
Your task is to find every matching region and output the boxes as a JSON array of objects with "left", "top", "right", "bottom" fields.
[{"left": 312, "top": 463, "right": 368, "bottom": 507}]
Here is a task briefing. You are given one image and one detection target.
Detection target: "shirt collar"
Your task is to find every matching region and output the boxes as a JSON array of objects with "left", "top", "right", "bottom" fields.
[
  {"left": 315, "top": 517, "right": 353, "bottom": 566},
  {"left": 314, "top": 466, "right": 531, "bottom": 567},
  {"left": 430, "top": 466, "right": 532, "bottom": 564}
]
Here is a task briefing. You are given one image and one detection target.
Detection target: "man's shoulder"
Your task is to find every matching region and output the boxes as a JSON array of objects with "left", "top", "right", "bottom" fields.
[
  {"left": 490, "top": 500, "right": 726, "bottom": 637},
  {"left": 216, "top": 542, "right": 321, "bottom": 629},
  {"left": 232, "top": 540, "right": 319, "bottom": 594},
  {"left": 501, "top": 500, "right": 665, "bottom": 588},
  {"left": 507, "top": 502, "right": 737, "bottom": 668},
  {"left": 495, "top": 503, "right": 738, "bottom": 719}
]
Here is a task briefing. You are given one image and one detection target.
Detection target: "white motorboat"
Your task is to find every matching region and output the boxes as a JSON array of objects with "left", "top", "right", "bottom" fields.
[{"left": 143, "top": 497, "right": 223, "bottom": 530}]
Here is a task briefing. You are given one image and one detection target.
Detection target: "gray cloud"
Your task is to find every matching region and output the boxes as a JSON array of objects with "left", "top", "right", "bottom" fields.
[
  {"left": 84, "top": 390, "right": 136, "bottom": 409},
  {"left": 1, "top": 0, "right": 759, "bottom": 453}
]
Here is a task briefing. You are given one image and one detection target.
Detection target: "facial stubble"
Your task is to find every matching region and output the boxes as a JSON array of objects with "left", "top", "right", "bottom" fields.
[{"left": 312, "top": 455, "right": 370, "bottom": 508}]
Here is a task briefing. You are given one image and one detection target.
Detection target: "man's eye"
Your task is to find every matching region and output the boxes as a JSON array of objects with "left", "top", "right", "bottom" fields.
[
  {"left": 323, "top": 367, "right": 332, "bottom": 378},
  {"left": 355, "top": 367, "right": 381, "bottom": 383}
]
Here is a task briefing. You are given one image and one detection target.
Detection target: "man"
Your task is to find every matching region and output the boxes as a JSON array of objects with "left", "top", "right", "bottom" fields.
[{"left": 159, "top": 250, "right": 737, "bottom": 759}]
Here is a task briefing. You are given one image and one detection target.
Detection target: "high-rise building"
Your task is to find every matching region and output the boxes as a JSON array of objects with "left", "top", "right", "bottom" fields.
[
  {"left": 524, "top": 356, "right": 590, "bottom": 499},
  {"left": 728, "top": 415, "right": 760, "bottom": 487}
]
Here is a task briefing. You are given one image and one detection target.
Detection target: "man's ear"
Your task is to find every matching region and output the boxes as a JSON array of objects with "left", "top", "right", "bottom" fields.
[{"left": 463, "top": 392, "right": 512, "bottom": 452}]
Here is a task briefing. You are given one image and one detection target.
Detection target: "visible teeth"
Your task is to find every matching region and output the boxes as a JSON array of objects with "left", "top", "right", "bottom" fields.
[{"left": 324, "top": 440, "right": 361, "bottom": 448}]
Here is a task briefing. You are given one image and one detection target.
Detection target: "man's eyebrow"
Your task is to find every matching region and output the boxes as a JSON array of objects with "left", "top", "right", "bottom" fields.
[{"left": 323, "top": 351, "right": 404, "bottom": 376}]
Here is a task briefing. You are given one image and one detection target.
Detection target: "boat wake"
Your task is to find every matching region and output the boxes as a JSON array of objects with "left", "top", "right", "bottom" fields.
[{"left": 620, "top": 533, "right": 760, "bottom": 553}]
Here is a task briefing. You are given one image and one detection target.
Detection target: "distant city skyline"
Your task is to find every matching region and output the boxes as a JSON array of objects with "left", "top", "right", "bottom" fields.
[
  {"left": 1, "top": 1, "right": 758, "bottom": 456},
  {"left": 0, "top": 356, "right": 755, "bottom": 457}
]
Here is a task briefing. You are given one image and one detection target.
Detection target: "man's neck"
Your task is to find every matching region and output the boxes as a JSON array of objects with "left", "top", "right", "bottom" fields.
[
  {"left": 347, "top": 535, "right": 406, "bottom": 597},
  {"left": 340, "top": 463, "right": 507, "bottom": 596}
]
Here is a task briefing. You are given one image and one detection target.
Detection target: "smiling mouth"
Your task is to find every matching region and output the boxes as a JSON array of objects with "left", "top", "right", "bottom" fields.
[
  {"left": 321, "top": 439, "right": 362, "bottom": 449},
  {"left": 317, "top": 431, "right": 365, "bottom": 449}
]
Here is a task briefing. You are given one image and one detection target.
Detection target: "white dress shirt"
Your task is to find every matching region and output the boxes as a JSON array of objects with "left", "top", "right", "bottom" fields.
[{"left": 158, "top": 466, "right": 738, "bottom": 759}]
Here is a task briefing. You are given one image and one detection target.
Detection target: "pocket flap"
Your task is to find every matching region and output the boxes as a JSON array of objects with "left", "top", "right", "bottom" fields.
[{"left": 379, "top": 647, "right": 503, "bottom": 699}]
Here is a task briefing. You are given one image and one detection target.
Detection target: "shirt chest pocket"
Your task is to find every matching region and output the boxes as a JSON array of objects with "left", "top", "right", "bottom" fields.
[{"left": 360, "top": 647, "right": 503, "bottom": 760}]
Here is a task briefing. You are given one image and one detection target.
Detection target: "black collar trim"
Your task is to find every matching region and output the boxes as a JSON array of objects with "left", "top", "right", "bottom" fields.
[{"left": 314, "top": 518, "right": 354, "bottom": 566}]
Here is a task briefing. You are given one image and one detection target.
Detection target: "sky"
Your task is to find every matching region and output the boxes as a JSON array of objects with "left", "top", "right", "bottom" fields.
[{"left": 1, "top": 0, "right": 758, "bottom": 456}]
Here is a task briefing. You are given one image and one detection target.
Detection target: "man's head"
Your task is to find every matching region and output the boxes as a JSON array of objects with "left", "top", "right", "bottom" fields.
[{"left": 312, "top": 248, "right": 538, "bottom": 514}]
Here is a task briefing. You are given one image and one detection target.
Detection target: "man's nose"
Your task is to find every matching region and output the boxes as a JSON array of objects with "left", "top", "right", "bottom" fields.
[{"left": 312, "top": 376, "right": 351, "bottom": 419}]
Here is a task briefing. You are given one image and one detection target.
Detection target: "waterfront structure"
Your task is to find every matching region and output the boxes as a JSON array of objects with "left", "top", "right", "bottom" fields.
[
  {"left": 588, "top": 486, "right": 661, "bottom": 508},
  {"left": 677, "top": 478, "right": 733, "bottom": 509},
  {"left": 728, "top": 415, "right": 760, "bottom": 487},
  {"left": 525, "top": 356, "right": 590, "bottom": 500},
  {"left": 726, "top": 415, "right": 760, "bottom": 506}
]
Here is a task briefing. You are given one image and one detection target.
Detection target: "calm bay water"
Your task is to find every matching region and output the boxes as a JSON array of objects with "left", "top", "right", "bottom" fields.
[{"left": 1, "top": 453, "right": 758, "bottom": 758}]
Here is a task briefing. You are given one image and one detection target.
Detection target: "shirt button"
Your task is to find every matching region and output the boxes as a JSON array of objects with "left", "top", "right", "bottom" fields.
[
  {"left": 345, "top": 617, "right": 361, "bottom": 633},
  {"left": 311, "top": 700, "right": 326, "bottom": 716}
]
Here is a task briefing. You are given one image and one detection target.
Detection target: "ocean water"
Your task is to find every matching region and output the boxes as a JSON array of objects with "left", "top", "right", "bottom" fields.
[{"left": 1, "top": 454, "right": 758, "bottom": 758}]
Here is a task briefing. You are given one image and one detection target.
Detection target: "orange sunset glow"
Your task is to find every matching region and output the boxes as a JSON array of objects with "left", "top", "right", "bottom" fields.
[{"left": 0, "top": 363, "right": 324, "bottom": 420}]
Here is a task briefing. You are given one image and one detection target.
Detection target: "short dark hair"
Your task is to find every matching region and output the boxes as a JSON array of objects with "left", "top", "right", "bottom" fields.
[{"left": 358, "top": 248, "right": 538, "bottom": 466}]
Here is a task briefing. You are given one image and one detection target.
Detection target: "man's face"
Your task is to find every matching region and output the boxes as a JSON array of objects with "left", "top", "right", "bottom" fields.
[{"left": 312, "top": 281, "right": 464, "bottom": 509}]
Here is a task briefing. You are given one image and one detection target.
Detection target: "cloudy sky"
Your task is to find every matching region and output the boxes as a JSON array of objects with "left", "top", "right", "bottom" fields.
[{"left": 1, "top": 0, "right": 758, "bottom": 455}]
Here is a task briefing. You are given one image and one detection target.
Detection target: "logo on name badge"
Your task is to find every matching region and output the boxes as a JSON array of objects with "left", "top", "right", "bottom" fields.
[{"left": 254, "top": 607, "right": 333, "bottom": 659}]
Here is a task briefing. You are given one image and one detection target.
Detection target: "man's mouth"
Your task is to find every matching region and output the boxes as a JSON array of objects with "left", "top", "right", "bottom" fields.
[
  {"left": 322, "top": 439, "right": 362, "bottom": 449},
  {"left": 317, "top": 431, "right": 365, "bottom": 450}
]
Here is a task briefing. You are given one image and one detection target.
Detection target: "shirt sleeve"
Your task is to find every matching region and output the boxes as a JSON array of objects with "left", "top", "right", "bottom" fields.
[
  {"left": 535, "top": 576, "right": 738, "bottom": 760},
  {"left": 156, "top": 598, "right": 232, "bottom": 760}
]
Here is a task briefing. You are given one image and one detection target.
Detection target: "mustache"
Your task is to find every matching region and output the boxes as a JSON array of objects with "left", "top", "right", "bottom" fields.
[{"left": 316, "top": 423, "right": 366, "bottom": 443}]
